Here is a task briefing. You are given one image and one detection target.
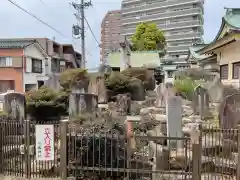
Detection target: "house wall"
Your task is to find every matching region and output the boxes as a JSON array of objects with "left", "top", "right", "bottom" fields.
[
  {"left": 23, "top": 44, "right": 49, "bottom": 90},
  {"left": 0, "top": 49, "right": 24, "bottom": 92},
  {"left": 215, "top": 40, "right": 240, "bottom": 87}
]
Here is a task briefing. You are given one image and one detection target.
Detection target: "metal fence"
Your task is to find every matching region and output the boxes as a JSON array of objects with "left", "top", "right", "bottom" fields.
[
  {"left": 1, "top": 120, "right": 240, "bottom": 180},
  {"left": 0, "top": 120, "right": 60, "bottom": 178}
]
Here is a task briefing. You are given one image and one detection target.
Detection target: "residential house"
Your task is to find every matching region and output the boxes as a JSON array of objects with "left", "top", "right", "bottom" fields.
[
  {"left": 0, "top": 39, "right": 49, "bottom": 92},
  {"left": 196, "top": 8, "right": 240, "bottom": 87},
  {"left": 33, "top": 38, "right": 82, "bottom": 90}
]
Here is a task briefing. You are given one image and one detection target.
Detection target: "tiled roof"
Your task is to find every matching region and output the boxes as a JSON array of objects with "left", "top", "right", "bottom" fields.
[
  {"left": 196, "top": 8, "right": 240, "bottom": 55},
  {"left": 0, "top": 39, "right": 36, "bottom": 48},
  {"left": 224, "top": 8, "right": 240, "bottom": 29},
  {"left": 188, "top": 44, "right": 209, "bottom": 60},
  {"left": 212, "top": 8, "right": 240, "bottom": 43}
]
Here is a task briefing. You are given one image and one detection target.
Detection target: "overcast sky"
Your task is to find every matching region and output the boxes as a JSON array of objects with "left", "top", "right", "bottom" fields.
[{"left": 0, "top": 0, "right": 240, "bottom": 69}]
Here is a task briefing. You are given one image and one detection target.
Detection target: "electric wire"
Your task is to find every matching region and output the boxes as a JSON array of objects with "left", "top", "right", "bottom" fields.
[{"left": 7, "top": 0, "right": 91, "bottom": 55}]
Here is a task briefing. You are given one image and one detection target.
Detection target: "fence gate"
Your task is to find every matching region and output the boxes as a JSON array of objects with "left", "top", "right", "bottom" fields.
[
  {"left": 0, "top": 120, "right": 25, "bottom": 176},
  {"left": 0, "top": 120, "right": 60, "bottom": 178}
]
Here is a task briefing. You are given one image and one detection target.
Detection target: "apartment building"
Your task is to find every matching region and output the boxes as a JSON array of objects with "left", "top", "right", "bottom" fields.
[
  {"left": 34, "top": 38, "right": 82, "bottom": 90},
  {"left": 121, "top": 0, "right": 204, "bottom": 61},
  {"left": 100, "top": 10, "right": 122, "bottom": 63},
  {"left": 0, "top": 38, "right": 82, "bottom": 92},
  {"left": 34, "top": 38, "right": 81, "bottom": 72}
]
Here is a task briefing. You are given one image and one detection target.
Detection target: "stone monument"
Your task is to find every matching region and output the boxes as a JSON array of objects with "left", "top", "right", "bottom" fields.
[
  {"left": 69, "top": 80, "right": 98, "bottom": 120},
  {"left": 0, "top": 91, "right": 26, "bottom": 122},
  {"left": 88, "top": 74, "right": 107, "bottom": 104},
  {"left": 116, "top": 94, "right": 131, "bottom": 116},
  {"left": 192, "top": 85, "right": 210, "bottom": 119},
  {"left": 166, "top": 96, "right": 183, "bottom": 149}
]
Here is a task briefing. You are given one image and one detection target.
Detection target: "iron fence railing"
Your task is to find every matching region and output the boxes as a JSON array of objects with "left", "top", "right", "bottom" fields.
[{"left": 0, "top": 120, "right": 240, "bottom": 180}]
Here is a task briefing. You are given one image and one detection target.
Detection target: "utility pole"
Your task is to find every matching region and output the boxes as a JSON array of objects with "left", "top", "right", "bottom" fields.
[{"left": 71, "top": 0, "right": 92, "bottom": 69}]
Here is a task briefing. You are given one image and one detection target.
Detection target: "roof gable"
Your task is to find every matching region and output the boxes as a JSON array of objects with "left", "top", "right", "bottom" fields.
[
  {"left": 213, "top": 8, "right": 240, "bottom": 42},
  {"left": 0, "top": 39, "right": 36, "bottom": 49}
]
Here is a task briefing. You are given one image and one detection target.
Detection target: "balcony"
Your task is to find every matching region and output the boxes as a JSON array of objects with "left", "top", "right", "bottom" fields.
[
  {"left": 52, "top": 52, "right": 61, "bottom": 58},
  {"left": 63, "top": 53, "right": 75, "bottom": 62},
  {"left": 166, "top": 32, "right": 202, "bottom": 41},
  {"left": 122, "top": 0, "right": 202, "bottom": 14},
  {"left": 167, "top": 45, "right": 190, "bottom": 53},
  {"left": 123, "top": 20, "right": 203, "bottom": 35},
  {"left": 122, "top": 8, "right": 203, "bottom": 25}
]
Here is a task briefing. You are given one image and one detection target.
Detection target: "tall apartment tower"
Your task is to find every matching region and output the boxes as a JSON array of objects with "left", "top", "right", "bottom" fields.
[
  {"left": 100, "top": 10, "right": 122, "bottom": 63},
  {"left": 121, "top": 0, "right": 204, "bottom": 60}
]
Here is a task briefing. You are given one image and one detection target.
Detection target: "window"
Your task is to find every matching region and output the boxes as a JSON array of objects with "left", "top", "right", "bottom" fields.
[
  {"left": 0, "top": 57, "right": 12, "bottom": 67},
  {"left": 232, "top": 62, "right": 240, "bottom": 79},
  {"left": 220, "top": 64, "right": 228, "bottom": 80},
  {"left": 32, "top": 58, "right": 42, "bottom": 73}
]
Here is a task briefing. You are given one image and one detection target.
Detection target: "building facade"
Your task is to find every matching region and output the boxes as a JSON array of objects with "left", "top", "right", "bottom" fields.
[
  {"left": 0, "top": 38, "right": 82, "bottom": 92},
  {"left": 0, "top": 39, "right": 49, "bottom": 92},
  {"left": 100, "top": 10, "right": 122, "bottom": 63},
  {"left": 196, "top": 8, "right": 240, "bottom": 88},
  {"left": 121, "top": 0, "right": 204, "bottom": 61}
]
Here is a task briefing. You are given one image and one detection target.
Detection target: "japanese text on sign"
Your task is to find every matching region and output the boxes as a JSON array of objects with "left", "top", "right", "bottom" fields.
[{"left": 35, "top": 125, "right": 54, "bottom": 161}]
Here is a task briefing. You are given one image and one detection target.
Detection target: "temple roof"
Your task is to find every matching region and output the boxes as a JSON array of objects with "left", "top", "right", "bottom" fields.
[
  {"left": 213, "top": 8, "right": 240, "bottom": 42},
  {"left": 187, "top": 44, "right": 209, "bottom": 61},
  {"left": 197, "top": 8, "right": 240, "bottom": 54}
]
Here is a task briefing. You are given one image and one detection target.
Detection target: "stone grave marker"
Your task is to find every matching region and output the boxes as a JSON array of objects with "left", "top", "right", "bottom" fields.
[
  {"left": 69, "top": 82, "right": 98, "bottom": 120},
  {"left": 0, "top": 91, "right": 26, "bottom": 122},
  {"left": 193, "top": 85, "right": 210, "bottom": 119},
  {"left": 155, "top": 83, "right": 175, "bottom": 108},
  {"left": 88, "top": 75, "right": 107, "bottom": 104},
  {"left": 116, "top": 94, "right": 131, "bottom": 116},
  {"left": 219, "top": 93, "right": 240, "bottom": 132},
  {"left": 155, "top": 83, "right": 165, "bottom": 107},
  {"left": 166, "top": 96, "right": 183, "bottom": 149}
]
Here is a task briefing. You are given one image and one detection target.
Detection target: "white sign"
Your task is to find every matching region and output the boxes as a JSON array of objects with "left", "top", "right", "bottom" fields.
[{"left": 35, "top": 125, "right": 55, "bottom": 161}]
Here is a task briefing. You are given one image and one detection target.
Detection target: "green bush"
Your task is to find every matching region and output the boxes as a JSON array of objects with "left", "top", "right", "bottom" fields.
[
  {"left": 26, "top": 87, "right": 68, "bottom": 121},
  {"left": 59, "top": 68, "right": 89, "bottom": 90},
  {"left": 174, "top": 77, "right": 197, "bottom": 100},
  {"left": 105, "top": 72, "right": 131, "bottom": 101},
  {"left": 121, "top": 67, "right": 154, "bottom": 90}
]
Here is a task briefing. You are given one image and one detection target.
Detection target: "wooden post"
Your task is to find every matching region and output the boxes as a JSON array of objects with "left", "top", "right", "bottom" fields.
[
  {"left": 24, "top": 120, "right": 31, "bottom": 178},
  {"left": 191, "top": 126, "right": 202, "bottom": 180},
  {"left": 237, "top": 125, "right": 240, "bottom": 180},
  {"left": 60, "top": 119, "right": 68, "bottom": 180}
]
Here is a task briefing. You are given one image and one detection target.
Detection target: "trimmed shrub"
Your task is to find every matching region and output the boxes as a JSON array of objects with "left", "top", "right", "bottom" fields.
[
  {"left": 105, "top": 72, "right": 131, "bottom": 101},
  {"left": 174, "top": 77, "right": 197, "bottom": 100},
  {"left": 121, "top": 67, "right": 154, "bottom": 90},
  {"left": 59, "top": 68, "right": 89, "bottom": 90},
  {"left": 26, "top": 87, "right": 68, "bottom": 121}
]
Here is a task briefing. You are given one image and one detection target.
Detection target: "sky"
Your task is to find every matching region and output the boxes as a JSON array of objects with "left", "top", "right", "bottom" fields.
[{"left": 0, "top": 0, "right": 240, "bottom": 69}]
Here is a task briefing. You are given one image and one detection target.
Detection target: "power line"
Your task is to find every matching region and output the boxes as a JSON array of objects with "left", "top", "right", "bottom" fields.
[
  {"left": 7, "top": 0, "right": 66, "bottom": 37},
  {"left": 84, "top": 16, "right": 100, "bottom": 46},
  {"left": 6, "top": 0, "right": 91, "bottom": 55}
]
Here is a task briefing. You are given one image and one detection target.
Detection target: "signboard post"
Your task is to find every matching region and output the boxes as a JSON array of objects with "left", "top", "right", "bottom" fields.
[{"left": 35, "top": 125, "right": 55, "bottom": 161}]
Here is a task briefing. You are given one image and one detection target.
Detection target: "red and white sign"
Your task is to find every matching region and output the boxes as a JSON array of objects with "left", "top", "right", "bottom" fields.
[{"left": 35, "top": 125, "right": 54, "bottom": 161}]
